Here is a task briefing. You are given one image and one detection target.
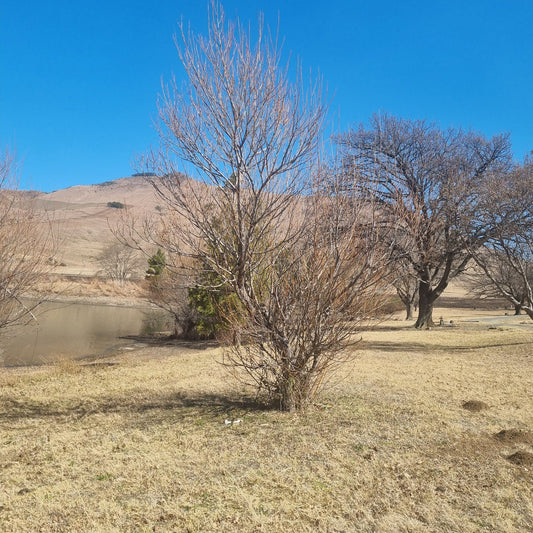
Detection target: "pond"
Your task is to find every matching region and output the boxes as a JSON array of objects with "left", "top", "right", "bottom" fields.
[{"left": 0, "top": 301, "right": 171, "bottom": 367}]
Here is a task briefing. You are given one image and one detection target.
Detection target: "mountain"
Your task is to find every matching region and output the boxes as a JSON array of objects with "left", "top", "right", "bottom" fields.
[{"left": 34, "top": 176, "right": 160, "bottom": 276}]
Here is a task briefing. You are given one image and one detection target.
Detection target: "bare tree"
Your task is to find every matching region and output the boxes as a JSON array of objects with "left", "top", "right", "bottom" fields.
[
  {"left": 0, "top": 149, "right": 56, "bottom": 332},
  {"left": 393, "top": 261, "right": 419, "bottom": 320},
  {"left": 470, "top": 159, "right": 533, "bottom": 319},
  {"left": 336, "top": 114, "right": 513, "bottom": 328},
  {"left": 98, "top": 242, "right": 142, "bottom": 284},
  {"left": 466, "top": 259, "right": 529, "bottom": 315},
  {"left": 137, "top": 4, "right": 392, "bottom": 410},
  {"left": 221, "top": 181, "right": 394, "bottom": 410}
]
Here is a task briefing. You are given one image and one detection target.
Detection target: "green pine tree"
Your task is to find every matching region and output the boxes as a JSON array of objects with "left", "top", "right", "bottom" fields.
[{"left": 145, "top": 249, "right": 166, "bottom": 279}]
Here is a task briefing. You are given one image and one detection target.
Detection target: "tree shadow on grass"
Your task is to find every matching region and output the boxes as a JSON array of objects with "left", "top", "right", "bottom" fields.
[
  {"left": 360, "top": 324, "right": 415, "bottom": 333},
  {"left": 360, "top": 339, "right": 532, "bottom": 354},
  {"left": 360, "top": 340, "right": 470, "bottom": 353},
  {"left": 0, "top": 390, "right": 271, "bottom": 426}
]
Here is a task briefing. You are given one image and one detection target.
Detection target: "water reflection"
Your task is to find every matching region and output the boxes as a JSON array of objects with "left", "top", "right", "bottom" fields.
[{"left": 0, "top": 301, "right": 168, "bottom": 367}]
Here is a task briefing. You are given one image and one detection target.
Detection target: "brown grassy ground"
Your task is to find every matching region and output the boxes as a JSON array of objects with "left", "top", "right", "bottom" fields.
[
  {"left": 1, "top": 312, "right": 532, "bottom": 532},
  {"left": 40, "top": 276, "right": 146, "bottom": 305}
]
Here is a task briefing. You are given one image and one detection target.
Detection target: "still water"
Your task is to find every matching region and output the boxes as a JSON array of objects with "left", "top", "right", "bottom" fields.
[{"left": 0, "top": 301, "right": 169, "bottom": 367}]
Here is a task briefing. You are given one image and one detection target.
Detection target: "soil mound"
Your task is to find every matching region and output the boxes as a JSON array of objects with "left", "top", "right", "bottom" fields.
[
  {"left": 494, "top": 429, "right": 533, "bottom": 445},
  {"left": 462, "top": 400, "right": 489, "bottom": 412},
  {"left": 506, "top": 451, "right": 533, "bottom": 467}
]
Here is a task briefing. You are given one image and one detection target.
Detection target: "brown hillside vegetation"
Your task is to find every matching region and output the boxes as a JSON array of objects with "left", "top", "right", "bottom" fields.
[
  {"left": 1, "top": 312, "right": 532, "bottom": 532},
  {"left": 33, "top": 176, "right": 159, "bottom": 276}
]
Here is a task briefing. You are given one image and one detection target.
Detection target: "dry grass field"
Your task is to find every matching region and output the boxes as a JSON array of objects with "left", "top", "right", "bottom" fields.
[
  {"left": 41, "top": 277, "right": 145, "bottom": 305},
  {"left": 1, "top": 310, "right": 532, "bottom": 532}
]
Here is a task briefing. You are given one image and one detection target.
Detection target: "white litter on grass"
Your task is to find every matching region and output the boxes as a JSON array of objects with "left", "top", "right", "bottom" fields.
[{"left": 224, "top": 419, "right": 243, "bottom": 425}]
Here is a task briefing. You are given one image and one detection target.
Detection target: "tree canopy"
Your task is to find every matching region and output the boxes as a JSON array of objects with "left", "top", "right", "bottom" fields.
[{"left": 336, "top": 114, "right": 513, "bottom": 328}]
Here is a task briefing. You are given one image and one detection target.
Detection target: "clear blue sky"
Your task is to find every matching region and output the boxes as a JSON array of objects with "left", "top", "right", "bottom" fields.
[{"left": 1, "top": 0, "right": 532, "bottom": 192}]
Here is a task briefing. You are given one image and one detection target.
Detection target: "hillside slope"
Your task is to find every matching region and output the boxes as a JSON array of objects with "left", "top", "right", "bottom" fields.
[{"left": 35, "top": 176, "right": 159, "bottom": 276}]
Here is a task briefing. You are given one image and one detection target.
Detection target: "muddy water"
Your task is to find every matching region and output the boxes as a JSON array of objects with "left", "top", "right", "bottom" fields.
[{"left": 0, "top": 301, "right": 170, "bottom": 367}]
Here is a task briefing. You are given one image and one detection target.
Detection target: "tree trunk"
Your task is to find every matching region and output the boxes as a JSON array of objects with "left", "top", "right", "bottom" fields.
[
  {"left": 405, "top": 302, "right": 414, "bottom": 320},
  {"left": 415, "top": 282, "right": 436, "bottom": 329},
  {"left": 415, "top": 302, "right": 434, "bottom": 329},
  {"left": 279, "top": 373, "right": 298, "bottom": 412},
  {"left": 514, "top": 303, "right": 522, "bottom": 315},
  {"left": 278, "top": 371, "right": 309, "bottom": 412}
]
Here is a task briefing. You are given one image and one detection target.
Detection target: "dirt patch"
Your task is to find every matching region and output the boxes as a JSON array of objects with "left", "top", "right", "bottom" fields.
[
  {"left": 506, "top": 451, "right": 533, "bottom": 467},
  {"left": 462, "top": 400, "right": 489, "bottom": 412},
  {"left": 493, "top": 429, "right": 533, "bottom": 445}
]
